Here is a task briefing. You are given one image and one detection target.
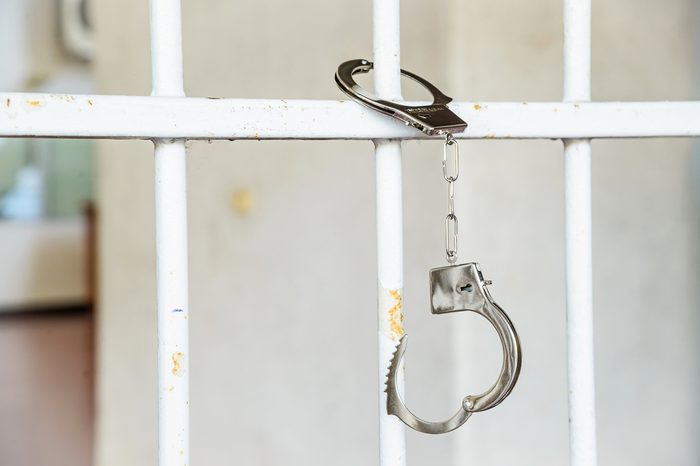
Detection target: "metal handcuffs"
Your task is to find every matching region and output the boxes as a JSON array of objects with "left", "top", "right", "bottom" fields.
[
  {"left": 387, "top": 263, "right": 521, "bottom": 434},
  {"left": 336, "top": 59, "right": 522, "bottom": 434},
  {"left": 335, "top": 58, "right": 468, "bottom": 135}
]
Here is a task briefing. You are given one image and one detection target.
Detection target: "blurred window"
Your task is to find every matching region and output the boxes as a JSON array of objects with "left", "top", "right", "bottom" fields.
[{"left": 0, "top": 139, "right": 94, "bottom": 220}]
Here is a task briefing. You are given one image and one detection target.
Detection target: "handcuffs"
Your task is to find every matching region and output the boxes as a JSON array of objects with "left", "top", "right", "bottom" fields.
[{"left": 335, "top": 59, "right": 522, "bottom": 434}]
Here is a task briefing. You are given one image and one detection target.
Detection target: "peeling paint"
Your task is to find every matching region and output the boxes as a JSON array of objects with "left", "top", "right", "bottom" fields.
[
  {"left": 171, "top": 351, "right": 183, "bottom": 376},
  {"left": 387, "top": 289, "right": 404, "bottom": 340},
  {"left": 378, "top": 286, "right": 405, "bottom": 341}
]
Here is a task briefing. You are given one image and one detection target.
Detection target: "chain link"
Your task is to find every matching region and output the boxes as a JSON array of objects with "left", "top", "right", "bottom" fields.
[{"left": 443, "top": 134, "right": 459, "bottom": 263}]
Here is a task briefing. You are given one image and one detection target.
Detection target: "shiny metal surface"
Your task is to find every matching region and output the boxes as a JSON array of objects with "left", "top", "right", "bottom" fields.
[
  {"left": 385, "top": 262, "right": 522, "bottom": 434},
  {"left": 335, "top": 59, "right": 468, "bottom": 136},
  {"left": 443, "top": 134, "right": 459, "bottom": 263}
]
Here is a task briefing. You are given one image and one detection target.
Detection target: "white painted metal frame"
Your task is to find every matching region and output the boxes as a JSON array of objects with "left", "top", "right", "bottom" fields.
[
  {"left": 373, "top": 1, "right": 407, "bottom": 464},
  {"left": 150, "top": 1, "right": 189, "bottom": 465},
  {"left": 564, "top": 1, "right": 597, "bottom": 465},
  {"left": 0, "top": 0, "right": 695, "bottom": 464},
  {"left": 2, "top": 97, "right": 699, "bottom": 139}
]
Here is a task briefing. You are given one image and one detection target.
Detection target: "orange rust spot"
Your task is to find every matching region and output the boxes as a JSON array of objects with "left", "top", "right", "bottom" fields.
[
  {"left": 473, "top": 103, "right": 482, "bottom": 110},
  {"left": 387, "top": 289, "right": 404, "bottom": 340},
  {"left": 171, "top": 352, "right": 183, "bottom": 376},
  {"left": 27, "top": 100, "right": 41, "bottom": 107}
]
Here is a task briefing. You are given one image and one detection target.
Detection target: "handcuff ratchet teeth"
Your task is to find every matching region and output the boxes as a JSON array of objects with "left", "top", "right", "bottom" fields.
[
  {"left": 386, "top": 263, "right": 522, "bottom": 434},
  {"left": 335, "top": 59, "right": 467, "bottom": 136}
]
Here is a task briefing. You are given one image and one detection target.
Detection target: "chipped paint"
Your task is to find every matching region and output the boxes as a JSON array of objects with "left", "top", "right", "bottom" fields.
[
  {"left": 87, "top": 99, "right": 94, "bottom": 106},
  {"left": 379, "top": 286, "right": 404, "bottom": 341},
  {"left": 473, "top": 103, "right": 482, "bottom": 110},
  {"left": 27, "top": 100, "right": 42, "bottom": 107},
  {"left": 5, "top": 98, "right": 9, "bottom": 108},
  {"left": 387, "top": 289, "right": 404, "bottom": 340},
  {"left": 171, "top": 351, "right": 183, "bottom": 376}
]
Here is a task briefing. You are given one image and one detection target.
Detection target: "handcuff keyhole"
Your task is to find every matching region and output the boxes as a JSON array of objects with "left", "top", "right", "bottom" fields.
[{"left": 459, "top": 283, "right": 473, "bottom": 293}]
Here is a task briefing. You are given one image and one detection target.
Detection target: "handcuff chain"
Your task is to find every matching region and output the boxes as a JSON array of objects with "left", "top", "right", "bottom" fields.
[{"left": 443, "top": 133, "right": 459, "bottom": 264}]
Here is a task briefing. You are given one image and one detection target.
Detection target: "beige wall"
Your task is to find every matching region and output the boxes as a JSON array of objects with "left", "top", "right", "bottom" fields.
[
  {"left": 447, "top": 1, "right": 699, "bottom": 465},
  {"left": 94, "top": 1, "right": 699, "bottom": 465}
]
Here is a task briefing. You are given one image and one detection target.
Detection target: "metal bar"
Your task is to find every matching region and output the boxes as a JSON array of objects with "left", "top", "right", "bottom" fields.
[
  {"left": 373, "top": 0, "right": 406, "bottom": 465},
  {"left": 564, "top": 0, "right": 597, "bottom": 465},
  {"left": 2, "top": 94, "right": 700, "bottom": 140},
  {"left": 149, "top": 1, "right": 189, "bottom": 465}
]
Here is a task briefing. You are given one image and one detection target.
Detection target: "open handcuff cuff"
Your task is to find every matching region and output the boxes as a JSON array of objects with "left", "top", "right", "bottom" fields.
[{"left": 335, "top": 59, "right": 522, "bottom": 434}]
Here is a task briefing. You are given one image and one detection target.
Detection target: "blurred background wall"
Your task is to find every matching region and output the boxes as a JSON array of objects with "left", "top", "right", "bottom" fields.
[
  {"left": 87, "top": 0, "right": 700, "bottom": 465},
  {"left": 0, "top": 2, "right": 94, "bottom": 466}
]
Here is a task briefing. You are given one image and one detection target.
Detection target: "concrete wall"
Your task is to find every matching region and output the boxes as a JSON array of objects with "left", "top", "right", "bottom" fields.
[{"left": 94, "top": 1, "right": 699, "bottom": 465}]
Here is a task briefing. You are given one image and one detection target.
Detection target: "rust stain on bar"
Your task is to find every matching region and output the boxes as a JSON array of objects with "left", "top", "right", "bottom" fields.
[
  {"left": 388, "top": 289, "right": 404, "bottom": 341},
  {"left": 171, "top": 351, "right": 184, "bottom": 376}
]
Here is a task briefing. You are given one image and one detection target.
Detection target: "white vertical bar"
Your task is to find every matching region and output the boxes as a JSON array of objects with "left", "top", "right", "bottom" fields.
[
  {"left": 373, "top": 1, "right": 406, "bottom": 465},
  {"left": 564, "top": 1, "right": 597, "bottom": 465},
  {"left": 149, "top": 1, "right": 189, "bottom": 466}
]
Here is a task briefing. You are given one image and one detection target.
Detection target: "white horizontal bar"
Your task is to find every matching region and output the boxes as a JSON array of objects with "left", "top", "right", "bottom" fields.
[{"left": 1, "top": 93, "right": 699, "bottom": 140}]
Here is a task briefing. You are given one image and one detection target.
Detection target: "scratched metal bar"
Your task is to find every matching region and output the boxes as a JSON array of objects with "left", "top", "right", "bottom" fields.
[
  {"left": 1, "top": 94, "right": 700, "bottom": 140},
  {"left": 564, "top": 0, "right": 598, "bottom": 465},
  {"left": 373, "top": 0, "right": 407, "bottom": 465},
  {"left": 149, "top": 0, "right": 190, "bottom": 465}
]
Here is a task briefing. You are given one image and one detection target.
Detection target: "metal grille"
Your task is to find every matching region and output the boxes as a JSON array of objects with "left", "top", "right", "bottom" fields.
[{"left": 1, "top": 0, "right": 697, "bottom": 465}]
